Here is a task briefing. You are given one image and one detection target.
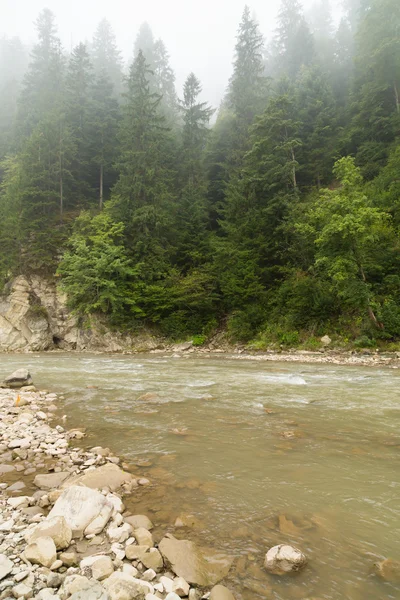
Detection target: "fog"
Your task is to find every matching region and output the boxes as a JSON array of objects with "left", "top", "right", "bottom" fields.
[{"left": 1, "top": 0, "right": 343, "bottom": 106}]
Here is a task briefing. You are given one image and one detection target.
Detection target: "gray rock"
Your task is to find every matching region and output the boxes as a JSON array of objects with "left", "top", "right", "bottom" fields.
[
  {"left": 0, "top": 554, "right": 13, "bottom": 581},
  {"left": 48, "top": 486, "right": 113, "bottom": 538},
  {"left": 159, "top": 534, "right": 233, "bottom": 586},
  {"left": 264, "top": 544, "right": 307, "bottom": 575},
  {"left": 60, "top": 575, "right": 108, "bottom": 600},
  {"left": 4, "top": 369, "right": 33, "bottom": 389},
  {"left": 62, "top": 464, "right": 132, "bottom": 492},
  {"left": 103, "top": 572, "right": 146, "bottom": 599},
  {"left": 33, "top": 473, "right": 70, "bottom": 490}
]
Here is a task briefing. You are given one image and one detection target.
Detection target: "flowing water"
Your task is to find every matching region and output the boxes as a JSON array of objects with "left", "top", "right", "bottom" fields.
[{"left": 1, "top": 352, "right": 400, "bottom": 599}]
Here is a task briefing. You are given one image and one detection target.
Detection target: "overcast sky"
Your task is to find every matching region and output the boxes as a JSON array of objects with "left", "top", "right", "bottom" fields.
[{"left": 1, "top": 0, "right": 342, "bottom": 107}]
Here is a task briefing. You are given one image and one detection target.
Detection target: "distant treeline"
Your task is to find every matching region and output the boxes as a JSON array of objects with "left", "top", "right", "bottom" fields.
[{"left": 0, "top": 0, "right": 400, "bottom": 348}]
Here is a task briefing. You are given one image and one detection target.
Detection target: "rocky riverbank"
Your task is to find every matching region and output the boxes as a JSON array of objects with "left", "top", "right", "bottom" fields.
[{"left": 0, "top": 372, "right": 239, "bottom": 600}]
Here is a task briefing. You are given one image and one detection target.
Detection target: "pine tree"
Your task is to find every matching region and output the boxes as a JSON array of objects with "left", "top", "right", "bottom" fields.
[
  {"left": 91, "top": 19, "right": 123, "bottom": 96},
  {"left": 17, "top": 9, "right": 64, "bottom": 138},
  {"left": 176, "top": 73, "right": 214, "bottom": 269},
  {"left": 274, "top": 0, "right": 315, "bottom": 78},
  {"left": 111, "top": 51, "right": 176, "bottom": 261},
  {"left": 65, "top": 43, "right": 95, "bottom": 207},
  {"left": 153, "top": 39, "right": 179, "bottom": 123},
  {"left": 228, "top": 6, "right": 266, "bottom": 122},
  {"left": 89, "top": 71, "right": 120, "bottom": 209}
]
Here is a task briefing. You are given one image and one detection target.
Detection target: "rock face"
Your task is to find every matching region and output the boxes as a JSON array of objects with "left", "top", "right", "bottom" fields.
[
  {"left": 0, "top": 275, "right": 165, "bottom": 352},
  {"left": 48, "top": 485, "right": 113, "bottom": 537},
  {"left": 264, "top": 544, "right": 307, "bottom": 575},
  {"left": 3, "top": 369, "right": 33, "bottom": 388},
  {"left": 159, "top": 534, "right": 233, "bottom": 586},
  {"left": 62, "top": 463, "right": 133, "bottom": 492}
]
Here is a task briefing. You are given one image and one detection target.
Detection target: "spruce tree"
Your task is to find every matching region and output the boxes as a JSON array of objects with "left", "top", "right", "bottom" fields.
[
  {"left": 17, "top": 9, "right": 64, "bottom": 138},
  {"left": 228, "top": 5, "right": 266, "bottom": 122},
  {"left": 274, "top": 0, "right": 315, "bottom": 78},
  {"left": 91, "top": 19, "right": 123, "bottom": 96},
  {"left": 65, "top": 43, "right": 95, "bottom": 207},
  {"left": 153, "top": 39, "right": 179, "bottom": 123}
]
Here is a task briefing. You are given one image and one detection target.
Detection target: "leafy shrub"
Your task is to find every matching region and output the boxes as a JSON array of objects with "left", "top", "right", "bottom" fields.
[
  {"left": 192, "top": 335, "right": 207, "bottom": 346},
  {"left": 354, "top": 335, "right": 375, "bottom": 348}
]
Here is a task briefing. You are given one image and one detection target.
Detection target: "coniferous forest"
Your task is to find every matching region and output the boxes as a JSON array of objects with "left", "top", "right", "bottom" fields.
[{"left": 1, "top": 0, "right": 400, "bottom": 348}]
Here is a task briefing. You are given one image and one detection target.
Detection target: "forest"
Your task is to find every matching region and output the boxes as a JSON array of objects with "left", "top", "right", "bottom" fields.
[{"left": 0, "top": 0, "right": 399, "bottom": 349}]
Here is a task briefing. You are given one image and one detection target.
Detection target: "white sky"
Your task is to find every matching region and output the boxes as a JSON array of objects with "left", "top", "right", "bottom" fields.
[{"left": 1, "top": 0, "right": 342, "bottom": 107}]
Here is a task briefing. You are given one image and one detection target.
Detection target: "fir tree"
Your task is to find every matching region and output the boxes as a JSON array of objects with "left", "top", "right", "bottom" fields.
[{"left": 91, "top": 19, "right": 123, "bottom": 95}]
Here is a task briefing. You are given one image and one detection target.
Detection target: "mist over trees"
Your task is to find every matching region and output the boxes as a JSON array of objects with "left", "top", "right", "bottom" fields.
[{"left": 1, "top": 0, "right": 400, "bottom": 347}]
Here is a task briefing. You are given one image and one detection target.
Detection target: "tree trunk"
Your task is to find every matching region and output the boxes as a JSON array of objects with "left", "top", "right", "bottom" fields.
[
  {"left": 394, "top": 81, "right": 400, "bottom": 114},
  {"left": 99, "top": 164, "right": 103, "bottom": 211},
  {"left": 291, "top": 147, "right": 297, "bottom": 190},
  {"left": 359, "top": 263, "right": 383, "bottom": 329},
  {"left": 59, "top": 126, "right": 63, "bottom": 225}
]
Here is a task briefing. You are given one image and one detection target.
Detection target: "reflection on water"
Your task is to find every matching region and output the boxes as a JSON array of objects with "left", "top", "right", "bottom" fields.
[{"left": 1, "top": 352, "right": 400, "bottom": 599}]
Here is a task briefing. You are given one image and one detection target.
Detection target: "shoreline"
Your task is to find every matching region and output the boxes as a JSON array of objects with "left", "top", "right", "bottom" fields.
[
  {"left": 2, "top": 346, "right": 400, "bottom": 369},
  {"left": 0, "top": 380, "right": 234, "bottom": 600}
]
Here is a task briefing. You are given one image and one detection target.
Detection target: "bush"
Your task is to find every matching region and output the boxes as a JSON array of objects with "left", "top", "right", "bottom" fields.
[{"left": 192, "top": 334, "right": 207, "bottom": 346}]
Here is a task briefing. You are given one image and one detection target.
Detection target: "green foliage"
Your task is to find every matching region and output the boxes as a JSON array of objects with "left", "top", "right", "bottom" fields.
[{"left": 58, "top": 212, "right": 139, "bottom": 321}]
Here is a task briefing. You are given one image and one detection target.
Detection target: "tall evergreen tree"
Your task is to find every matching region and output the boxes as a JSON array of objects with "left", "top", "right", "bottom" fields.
[
  {"left": 89, "top": 71, "right": 120, "bottom": 209},
  {"left": 17, "top": 9, "right": 64, "bottom": 138},
  {"left": 273, "top": 0, "right": 315, "bottom": 78},
  {"left": 91, "top": 19, "right": 123, "bottom": 95},
  {"left": 228, "top": 6, "right": 266, "bottom": 122},
  {"left": 65, "top": 43, "right": 95, "bottom": 207},
  {"left": 176, "top": 73, "right": 214, "bottom": 268},
  {"left": 153, "top": 39, "right": 179, "bottom": 122}
]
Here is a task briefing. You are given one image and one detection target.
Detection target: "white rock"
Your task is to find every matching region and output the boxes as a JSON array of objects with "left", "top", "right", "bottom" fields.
[
  {"left": 107, "top": 522, "right": 131, "bottom": 544},
  {"left": 60, "top": 574, "right": 108, "bottom": 599},
  {"left": 165, "top": 594, "right": 181, "bottom": 600},
  {"left": 36, "top": 590, "right": 61, "bottom": 600},
  {"left": 160, "top": 576, "right": 174, "bottom": 593},
  {"left": 48, "top": 485, "right": 113, "bottom": 537},
  {"left": 103, "top": 571, "right": 149, "bottom": 599},
  {"left": 133, "top": 528, "right": 153, "bottom": 547},
  {"left": 173, "top": 577, "right": 190, "bottom": 597},
  {"left": 0, "top": 553, "right": 13, "bottom": 580},
  {"left": 142, "top": 569, "right": 156, "bottom": 582},
  {"left": 11, "top": 581, "right": 33, "bottom": 598},
  {"left": 24, "top": 536, "right": 57, "bottom": 568},
  {"left": 121, "top": 563, "right": 138, "bottom": 578},
  {"left": 264, "top": 544, "right": 307, "bottom": 575},
  {"left": 80, "top": 555, "right": 114, "bottom": 581},
  {"left": 26, "top": 516, "right": 72, "bottom": 550},
  {"left": 0, "top": 518, "right": 15, "bottom": 531},
  {"left": 37, "top": 412, "right": 48, "bottom": 420},
  {"left": 7, "top": 497, "right": 31, "bottom": 509}
]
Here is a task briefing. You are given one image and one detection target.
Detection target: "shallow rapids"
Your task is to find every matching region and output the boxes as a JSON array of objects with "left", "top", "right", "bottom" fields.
[{"left": 1, "top": 352, "right": 399, "bottom": 599}]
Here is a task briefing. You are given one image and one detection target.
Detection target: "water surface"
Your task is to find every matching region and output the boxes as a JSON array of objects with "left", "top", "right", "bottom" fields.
[{"left": 1, "top": 353, "right": 399, "bottom": 599}]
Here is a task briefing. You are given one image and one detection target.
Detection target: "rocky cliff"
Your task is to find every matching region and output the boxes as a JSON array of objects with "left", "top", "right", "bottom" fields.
[{"left": 0, "top": 276, "right": 161, "bottom": 353}]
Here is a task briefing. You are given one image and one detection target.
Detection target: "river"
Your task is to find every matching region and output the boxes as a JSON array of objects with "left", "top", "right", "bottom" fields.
[{"left": 1, "top": 352, "right": 399, "bottom": 599}]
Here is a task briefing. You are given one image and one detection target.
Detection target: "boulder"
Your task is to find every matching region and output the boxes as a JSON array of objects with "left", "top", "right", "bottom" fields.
[
  {"left": 124, "top": 515, "right": 153, "bottom": 531},
  {"left": 62, "top": 463, "right": 132, "bottom": 492},
  {"left": 34, "top": 472, "right": 70, "bottom": 490},
  {"left": 321, "top": 335, "right": 332, "bottom": 346},
  {"left": 210, "top": 585, "right": 235, "bottom": 600},
  {"left": 125, "top": 545, "right": 150, "bottom": 562},
  {"left": 159, "top": 534, "right": 233, "bottom": 586},
  {"left": 24, "top": 536, "right": 57, "bottom": 568},
  {"left": 80, "top": 555, "right": 114, "bottom": 581},
  {"left": 26, "top": 516, "right": 72, "bottom": 550},
  {"left": 374, "top": 559, "right": 400, "bottom": 583},
  {"left": 4, "top": 368, "right": 33, "bottom": 388},
  {"left": 264, "top": 544, "right": 307, "bottom": 575},
  {"left": 102, "top": 572, "right": 146, "bottom": 599},
  {"left": 133, "top": 528, "right": 153, "bottom": 547},
  {"left": 172, "top": 577, "right": 190, "bottom": 597},
  {"left": 48, "top": 485, "right": 113, "bottom": 537},
  {"left": 60, "top": 575, "right": 109, "bottom": 600},
  {"left": 0, "top": 553, "right": 13, "bottom": 580},
  {"left": 11, "top": 582, "right": 33, "bottom": 598},
  {"left": 141, "top": 549, "right": 163, "bottom": 572}
]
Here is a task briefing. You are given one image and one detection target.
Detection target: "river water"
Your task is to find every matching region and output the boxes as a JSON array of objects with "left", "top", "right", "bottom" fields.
[{"left": 1, "top": 353, "right": 399, "bottom": 599}]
